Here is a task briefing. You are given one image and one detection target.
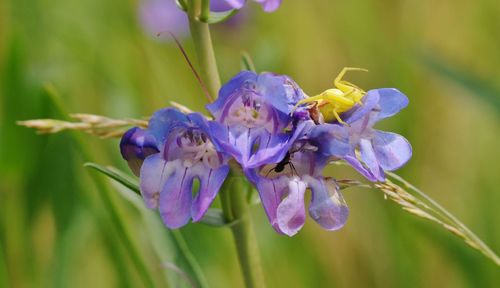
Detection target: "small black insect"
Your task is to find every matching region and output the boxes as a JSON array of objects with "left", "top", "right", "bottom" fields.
[{"left": 266, "top": 152, "right": 297, "bottom": 177}]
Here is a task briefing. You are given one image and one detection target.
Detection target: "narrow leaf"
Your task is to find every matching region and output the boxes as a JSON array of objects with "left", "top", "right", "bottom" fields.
[
  {"left": 204, "top": 10, "right": 239, "bottom": 24},
  {"left": 84, "top": 162, "right": 140, "bottom": 195},
  {"left": 240, "top": 51, "right": 257, "bottom": 72}
]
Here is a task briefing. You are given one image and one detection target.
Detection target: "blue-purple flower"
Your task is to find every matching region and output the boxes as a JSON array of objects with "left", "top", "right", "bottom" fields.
[
  {"left": 317, "top": 88, "right": 412, "bottom": 182},
  {"left": 119, "top": 69, "right": 412, "bottom": 236},
  {"left": 224, "top": 0, "right": 282, "bottom": 12},
  {"left": 120, "top": 127, "right": 160, "bottom": 176},
  {"left": 120, "top": 108, "right": 229, "bottom": 228},
  {"left": 206, "top": 71, "right": 306, "bottom": 169},
  {"left": 245, "top": 122, "right": 351, "bottom": 236}
]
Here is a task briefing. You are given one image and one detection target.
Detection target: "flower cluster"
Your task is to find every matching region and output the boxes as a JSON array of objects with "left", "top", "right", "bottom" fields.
[{"left": 120, "top": 70, "right": 411, "bottom": 236}]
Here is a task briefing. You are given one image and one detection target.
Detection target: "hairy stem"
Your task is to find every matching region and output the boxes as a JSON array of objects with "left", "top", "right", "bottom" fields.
[{"left": 187, "top": 2, "right": 266, "bottom": 286}]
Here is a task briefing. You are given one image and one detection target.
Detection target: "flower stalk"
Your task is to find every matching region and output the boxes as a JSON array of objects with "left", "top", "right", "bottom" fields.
[
  {"left": 187, "top": 0, "right": 220, "bottom": 101},
  {"left": 186, "top": 1, "right": 266, "bottom": 286},
  {"left": 221, "top": 175, "right": 266, "bottom": 288}
]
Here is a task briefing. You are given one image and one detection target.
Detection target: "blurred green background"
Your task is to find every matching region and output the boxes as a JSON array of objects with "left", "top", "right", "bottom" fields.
[{"left": 1, "top": 0, "right": 500, "bottom": 287}]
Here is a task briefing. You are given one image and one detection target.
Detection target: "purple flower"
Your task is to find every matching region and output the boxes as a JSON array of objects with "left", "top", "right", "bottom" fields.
[
  {"left": 318, "top": 88, "right": 412, "bottom": 182},
  {"left": 206, "top": 71, "right": 306, "bottom": 168},
  {"left": 120, "top": 108, "right": 230, "bottom": 229},
  {"left": 225, "top": 0, "right": 282, "bottom": 12},
  {"left": 139, "top": 0, "right": 190, "bottom": 39},
  {"left": 245, "top": 122, "right": 350, "bottom": 236},
  {"left": 120, "top": 127, "right": 159, "bottom": 176},
  {"left": 139, "top": 0, "right": 246, "bottom": 40}
]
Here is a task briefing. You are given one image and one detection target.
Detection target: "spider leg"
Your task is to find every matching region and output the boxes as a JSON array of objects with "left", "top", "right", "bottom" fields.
[
  {"left": 295, "top": 94, "right": 326, "bottom": 106},
  {"left": 334, "top": 67, "right": 368, "bottom": 93},
  {"left": 332, "top": 108, "right": 349, "bottom": 126}
]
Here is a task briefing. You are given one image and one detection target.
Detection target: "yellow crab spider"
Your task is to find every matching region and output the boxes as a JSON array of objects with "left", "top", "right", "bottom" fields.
[{"left": 294, "top": 67, "right": 368, "bottom": 124}]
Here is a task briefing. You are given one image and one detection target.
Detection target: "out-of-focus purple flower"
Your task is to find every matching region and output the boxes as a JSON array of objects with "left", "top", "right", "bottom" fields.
[
  {"left": 317, "top": 88, "right": 412, "bottom": 182},
  {"left": 120, "top": 108, "right": 229, "bottom": 229},
  {"left": 245, "top": 122, "right": 350, "bottom": 236},
  {"left": 139, "top": 0, "right": 190, "bottom": 39},
  {"left": 225, "top": 0, "right": 282, "bottom": 12},
  {"left": 139, "top": 0, "right": 246, "bottom": 40},
  {"left": 206, "top": 71, "right": 306, "bottom": 168}
]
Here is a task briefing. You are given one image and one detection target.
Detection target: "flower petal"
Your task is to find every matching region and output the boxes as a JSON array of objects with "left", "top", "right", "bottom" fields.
[
  {"left": 139, "top": 155, "right": 176, "bottom": 209},
  {"left": 257, "top": 72, "right": 304, "bottom": 116},
  {"left": 120, "top": 127, "right": 159, "bottom": 176},
  {"left": 247, "top": 122, "right": 307, "bottom": 168},
  {"left": 276, "top": 178, "right": 307, "bottom": 236},
  {"left": 306, "top": 176, "right": 349, "bottom": 231},
  {"left": 309, "top": 123, "right": 351, "bottom": 157},
  {"left": 374, "top": 88, "right": 409, "bottom": 121},
  {"left": 359, "top": 138, "right": 385, "bottom": 181},
  {"left": 255, "top": 0, "right": 282, "bottom": 12},
  {"left": 343, "top": 154, "right": 379, "bottom": 182},
  {"left": 207, "top": 71, "right": 257, "bottom": 119},
  {"left": 159, "top": 165, "right": 196, "bottom": 229},
  {"left": 372, "top": 131, "right": 412, "bottom": 171},
  {"left": 245, "top": 170, "right": 287, "bottom": 233},
  {"left": 342, "top": 89, "right": 380, "bottom": 124},
  {"left": 148, "top": 108, "right": 190, "bottom": 146},
  {"left": 191, "top": 165, "right": 230, "bottom": 222},
  {"left": 208, "top": 123, "right": 298, "bottom": 169},
  {"left": 223, "top": 0, "right": 246, "bottom": 9}
]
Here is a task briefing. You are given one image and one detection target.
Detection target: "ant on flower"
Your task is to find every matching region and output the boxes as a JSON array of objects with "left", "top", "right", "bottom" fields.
[
  {"left": 265, "top": 141, "right": 313, "bottom": 177},
  {"left": 294, "top": 67, "right": 368, "bottom": 125}
]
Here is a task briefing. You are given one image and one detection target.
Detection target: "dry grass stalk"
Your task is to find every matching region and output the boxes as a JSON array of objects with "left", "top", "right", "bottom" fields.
[{"left": 18, "top": 113, "right": 147, "bottom": 138}]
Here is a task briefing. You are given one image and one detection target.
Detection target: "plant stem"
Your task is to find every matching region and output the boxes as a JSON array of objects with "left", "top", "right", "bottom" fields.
[
  {"left": 187, "top": 0, "right": 220, "bottom": 100},
  {"left": 221, "top": 176, "right": 266, "bottom": 288},
  {"left": 186, "top": 2, "right": 266, "bottom": 286}
]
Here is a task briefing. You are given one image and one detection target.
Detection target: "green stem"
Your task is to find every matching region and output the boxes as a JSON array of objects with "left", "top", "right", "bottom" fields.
[
  {"left": 171, "top": 230, "right": 210, "bottom": 288},
  {"left": 186, "top": 2, "right": 266, "bottom": 286},
  {"left": 187, "top": 0, "right": 220, "bottom": 100},
  {"left": 221, "top": 176, "right": 266, "bottom": 288}
]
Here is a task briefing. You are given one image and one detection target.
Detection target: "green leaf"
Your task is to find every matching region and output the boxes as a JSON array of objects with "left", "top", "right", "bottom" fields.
[
  {"left": 85, "top": 162, "right": 212, "bottom": 287},
  {"left": 85, "top": 162, "right": 237, "bottom": 227},
  {"left": 199, "top": 208, "right": 241, "bottom": 227},
  {"left": 84, "top": 162, "right": 140, "bottom": 195},
  {"left": 175, "top": 0, "right": 187, "bottom": 11},
  {"left": 204, "top": 9, "right": 239, "bottom": 24},
  {"left": 240, "top": 51, "right": 257, "bottom": 72}
]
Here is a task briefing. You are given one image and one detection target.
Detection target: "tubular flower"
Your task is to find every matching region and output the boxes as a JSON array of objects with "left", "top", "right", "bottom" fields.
[
  {"left": 317, "top": 88, "right": 412, "bottom": 182},
  {"left": 120, "top": 127, "right": 159, "bottom": 176},
  {"left": 224, "top": 0, "right": 282, "bottom": 12},
  {"left": 207, "top": 71, "right": 306, "bottom": 169},
  {"left": 120, "top": 108, "right": 230, "bottom": 228},
  {"left": 245, "top": 122, "right": 351, "bottom": 236}
]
